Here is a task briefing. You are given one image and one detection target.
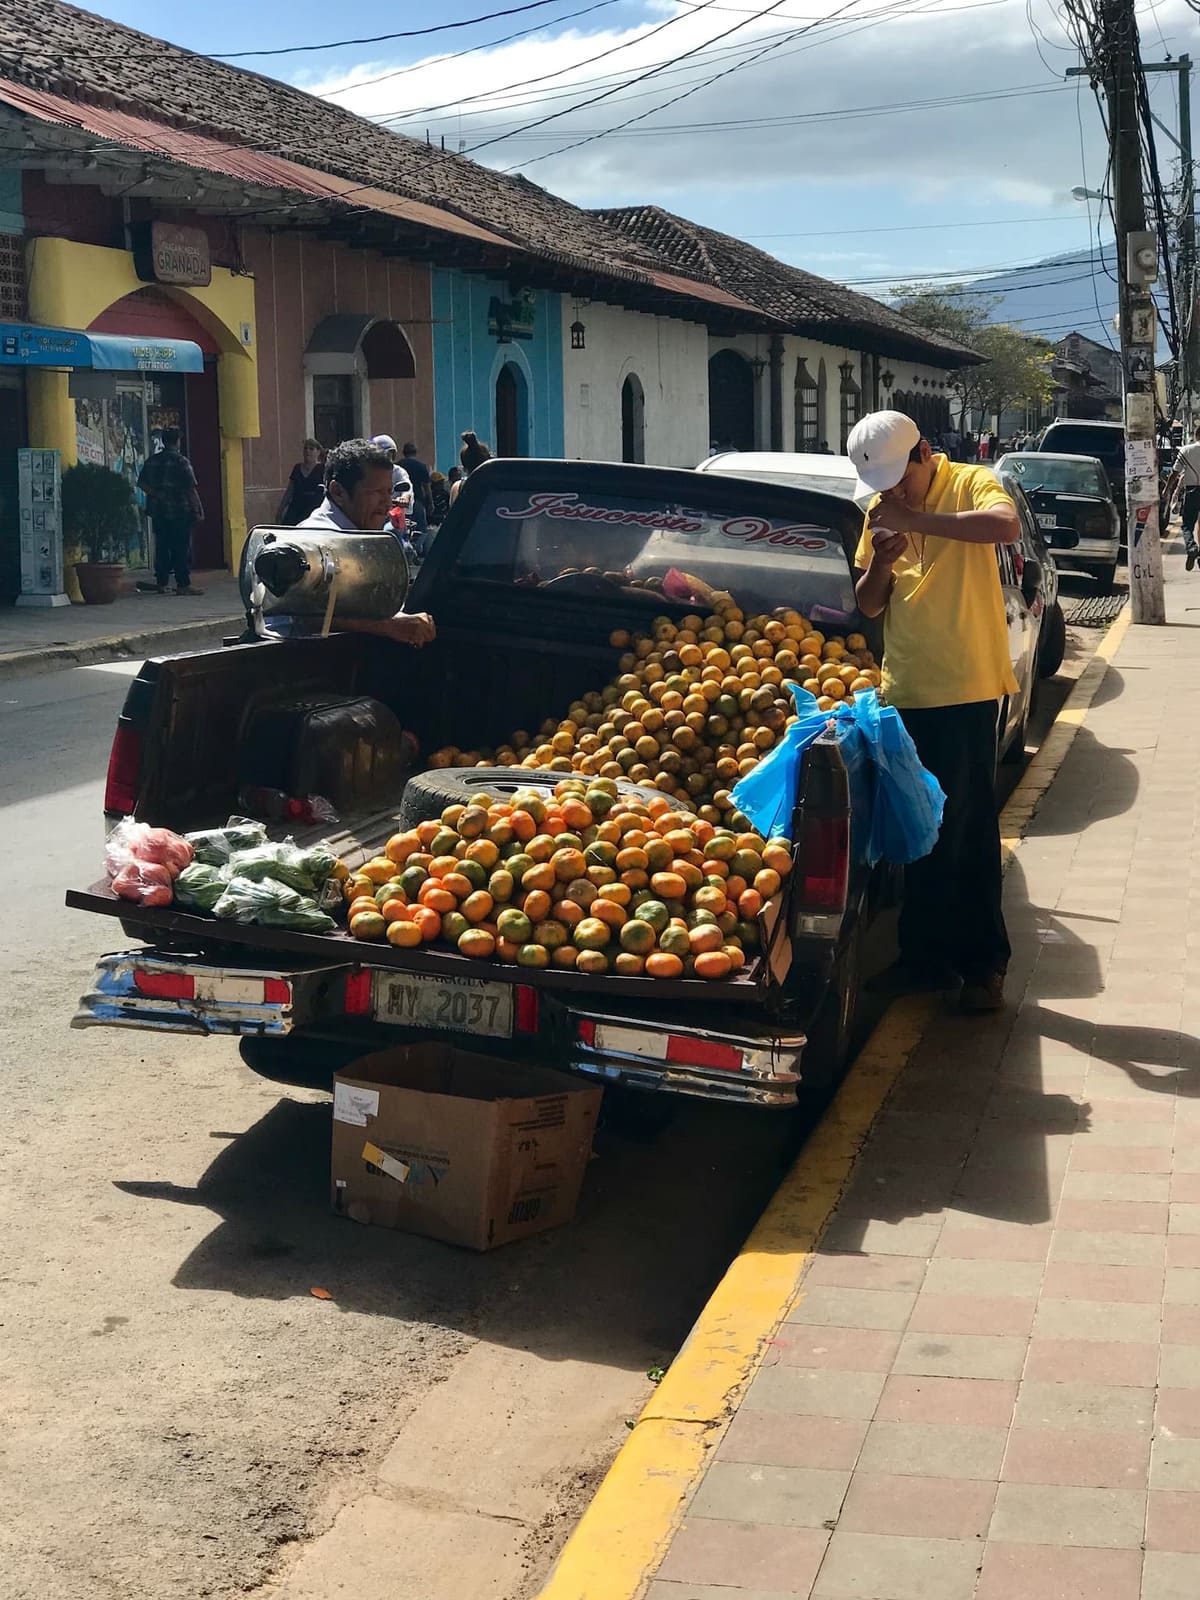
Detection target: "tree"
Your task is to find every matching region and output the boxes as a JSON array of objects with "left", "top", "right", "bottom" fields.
[{"left": 890, "top": 284, "right": 1054, "bottom": 432}]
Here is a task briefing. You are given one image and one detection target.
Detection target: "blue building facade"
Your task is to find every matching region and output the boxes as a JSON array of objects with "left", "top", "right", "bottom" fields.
[{"left": 430, "top": 269, "right": 564, "bottom": 472}]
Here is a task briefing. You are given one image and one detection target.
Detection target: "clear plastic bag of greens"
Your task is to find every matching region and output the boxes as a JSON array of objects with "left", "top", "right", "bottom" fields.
[
  {"left": 226, "top": 839, "right": 337, "bottom": 895},
  {"left": 174, "top": 862, "right": 231, "bottom": 913},
  {"left": 184, "top": 817, "right": 268, "bottom": 867},
  {"left": 212, "top": 876, "right": 336, "bottom": 933}
]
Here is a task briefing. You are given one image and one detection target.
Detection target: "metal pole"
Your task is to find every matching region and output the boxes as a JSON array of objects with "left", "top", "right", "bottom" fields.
[
  {"left": 1101, "top": 0, "right": 1165, "bottom": 623},
  {"left": 1178, "top": 56, "right": 1196, "bottom": 431}
]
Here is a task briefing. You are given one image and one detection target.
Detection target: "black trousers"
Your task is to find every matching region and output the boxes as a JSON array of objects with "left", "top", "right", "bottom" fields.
[
  {"left": 154, "top": 514, "right": 193, "bottom": 589},
  {"left": 896, "top": 700, "right": 1011, "bottom": 982},
  {"left": 1181, "top": 487, "right": 1200, "bottom": 550}
]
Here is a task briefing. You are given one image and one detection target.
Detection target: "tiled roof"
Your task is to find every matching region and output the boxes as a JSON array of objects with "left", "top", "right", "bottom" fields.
[
  {"left": 0, "top": 0, "right": 668, "bottom": 286},
  {"left": 596, "top": 206, "right": 984, "bottom": 366}
]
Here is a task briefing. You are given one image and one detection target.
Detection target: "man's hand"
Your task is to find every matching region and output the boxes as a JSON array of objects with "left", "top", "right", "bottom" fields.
[
  {"left": 384, "top": 611, "right": 436, "bottom": 647},
  {"left": 868, "top": 498, "right": 921, "bottom": 538},
  {"left": 868, "top": 523, "right": 910, "bottom": 566}
]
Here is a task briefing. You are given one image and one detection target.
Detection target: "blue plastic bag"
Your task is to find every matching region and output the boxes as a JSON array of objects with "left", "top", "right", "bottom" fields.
[
  {"left": 729, "top": 684, "right": 832, "bottom": 842},
  {"left": 835, "top": 690, "right": 946, "bottom": 865}
]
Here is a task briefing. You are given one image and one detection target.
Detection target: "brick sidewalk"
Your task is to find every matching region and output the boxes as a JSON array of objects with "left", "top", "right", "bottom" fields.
[{"left": 645, "top": 559, "right": 1200, "bottom": 1600}]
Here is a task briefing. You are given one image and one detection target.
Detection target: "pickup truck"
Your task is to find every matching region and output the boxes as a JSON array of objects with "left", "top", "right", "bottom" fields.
[{"left": 68, "top": 459, "right": 893, "bottom": 1110}]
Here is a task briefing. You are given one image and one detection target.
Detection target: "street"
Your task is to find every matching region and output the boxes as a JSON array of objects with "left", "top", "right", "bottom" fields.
[
  {"left": 0, "top": 658, "right": 805, "bottom": 1600},
  {"left": 0, "top": 578, "right": 1108, "bottom": 1600}
]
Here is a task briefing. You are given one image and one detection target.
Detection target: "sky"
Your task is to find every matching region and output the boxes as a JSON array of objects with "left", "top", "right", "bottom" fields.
[{"left": 90, "top": 0, "right": 1195, "bottom": 330}]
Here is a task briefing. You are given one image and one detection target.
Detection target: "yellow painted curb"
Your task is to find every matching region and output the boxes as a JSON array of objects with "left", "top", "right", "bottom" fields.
[{"left": 536, "top": 606, "right": 1132, "bottom": 1600}]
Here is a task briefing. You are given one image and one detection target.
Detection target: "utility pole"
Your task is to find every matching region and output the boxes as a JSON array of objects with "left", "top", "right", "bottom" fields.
[
  {"left": 1144, "top": 55, "right": 1195, "bottom": 430},
  {"left": 1097, "top": 0, "right": 1165, "bottom": 623}
]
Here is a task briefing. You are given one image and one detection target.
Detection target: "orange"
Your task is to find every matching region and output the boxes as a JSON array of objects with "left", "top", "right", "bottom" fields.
[
  {"left": 496, "top": 937, "right": 522, "bottom": 962},
  {"left": 552, "top": 945, "right": 580, "bottom": 969},
  {"left": 590, "top": 897, "right": 626, "bottom": 929},
  {"left": 461, "top": 890, "right": 495, "bottom": 924},
  {"left": 380, "top": 896, "right": 411, "bottom": 923},
  {"left": 552, "top": 847, "right": 587, "bottom": 882},
  {"left": 349, "top": 911, "right": 386, "bottom": 940},
  {"left": 761, "top": 843, "right": 792, "bottom": 876},
  {"left": 613, "top": 952, "right": 645, "bottom": 976},
  {"left": 619, "top": 920, "right": 656, "bottom": 955},
  {"left": 574, "top": 917, "right": 612, "bottom": 950},
  {"left": 688, "top": 924, "right": 725, "bottom": 954},
  {"left": 576, "top": 949, "right": 609, "bottom": 975},
  {"left": 411, "top": 906, "right": 442, "bottom": 942},
  {"left": 754, "top": 868, "right": 782, "bottom": 899},
  {"left": 521, "top": 862, "right": 557, "bottom": 895},
  {"left": 442, "top": 872, "right": 475, "bottom": 902},
  {"left": 416, "top": 820, "right": 442, "bottom": 849},
  {"left": 458, "top": 928, "right": 496, "bottom": 959},
  {"left": 386, "top": 920, "right": 422, "bottom": 948},
  {"left": 522, "top": 889, "right": 552, "bottom": 924},
  {"left": 646, "top": 952, "right": 684, "bottom": 979},
  {"left": 420, "top": 885, "right": 456, "bottom": 915},
  {"left": 384, "top": 832, "right": 421, "bottom": 865},
  {"left": 738, "top": 888, "right": 763, "bottom": 919},
  {"left": 650, "top": 871, "right": 687, "bottom": 902},
  {"left": 465, "top": 838, "right": 500, "bottom": 870},
  {"left": 516, "top": 943, "right": 550, "bottom": 969}
]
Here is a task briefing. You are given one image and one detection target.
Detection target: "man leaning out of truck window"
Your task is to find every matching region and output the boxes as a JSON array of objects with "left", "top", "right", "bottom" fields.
[{"left": 295, "top": 437, "right": 436, "bottom": 647}]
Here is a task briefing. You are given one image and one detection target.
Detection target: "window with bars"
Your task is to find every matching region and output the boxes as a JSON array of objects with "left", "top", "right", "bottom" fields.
[
  {"left": 794, "top": 359, "right": 818, "bottom": 451},
  {"left": 839, "top": 379, "right": 861, "bottom": 453},
  {"left": 0, "top": 234, "right": 26, "bottom": 322}
]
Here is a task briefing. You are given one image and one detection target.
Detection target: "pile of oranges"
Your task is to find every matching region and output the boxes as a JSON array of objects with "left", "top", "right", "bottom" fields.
[
  {"left": 341, "top": 776, "right": 792, "bottom": 981},
  {"left": 428, "top": 603, "right": 879, "bottom": 820}
]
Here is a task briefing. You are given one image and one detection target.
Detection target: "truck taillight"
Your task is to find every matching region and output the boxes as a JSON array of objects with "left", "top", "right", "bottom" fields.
[
  {"left": 796, "top": 815, "right": 849, "bottom": 912},
  {"left": 515, "top": 986, "right": 539, "bottom": 1033},
  {"left": 134, "top": 970, "right": 195, "bottom": 1000},
  {"left": 263, "top": 978, "right": 291, "bottom": 1004},
  {"left": 104, "top": 724, "right": 143, "bottom": 815},
  {"left": 345, "top": 971, "right": 372, "bottom": 1014}
]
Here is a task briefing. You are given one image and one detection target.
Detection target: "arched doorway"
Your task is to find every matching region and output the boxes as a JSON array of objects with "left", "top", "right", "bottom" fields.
[
  {"left": 708, "top": 349, "right": 755, "bottom": 452},
  {"left": 88, "top": 287, "right": 224, "bottom": 570},
  {"left": 495, "top": 361, "right": 529, "bottom": 456},
  {"left": 621, "top": 373, "right": 645, "bottom": 463}
]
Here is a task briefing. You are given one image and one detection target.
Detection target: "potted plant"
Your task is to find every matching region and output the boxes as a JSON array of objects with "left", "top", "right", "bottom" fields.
[{"left": 62, "top": 462, "right": 138, "bottom": 604}]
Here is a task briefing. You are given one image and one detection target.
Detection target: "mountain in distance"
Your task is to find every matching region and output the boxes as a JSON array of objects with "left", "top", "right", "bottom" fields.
[{"left": 950, "top": 243, "right": 1168, "bottom": 350}]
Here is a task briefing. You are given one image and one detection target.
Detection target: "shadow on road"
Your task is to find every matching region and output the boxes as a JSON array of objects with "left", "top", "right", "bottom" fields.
[{"left": 114, "top": 1087, "right": 803, "bottom": 1370}]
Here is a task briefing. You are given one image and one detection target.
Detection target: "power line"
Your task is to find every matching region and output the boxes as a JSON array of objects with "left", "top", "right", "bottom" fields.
[
  {"left": 481, "top": 80, "right": 1069, "bottom": 139},
  {"left": 496, "top": 0, "right": 930, "bottom": 169},
  {"left": 214, "top": 0, "right": 592, "bottom": 58},
  {"left": 464, "top": 0, "right": 869, "bottom": 154},
  {"left": 320, "top": 0, "right": 624, "bottom": 98},
  {"left": 747, "top": 212, "right": 1086, "bottom": 239}
]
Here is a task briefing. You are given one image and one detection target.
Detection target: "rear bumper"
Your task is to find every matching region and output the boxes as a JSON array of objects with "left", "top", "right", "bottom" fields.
[
  {"left": 568, "top": 1013, "right": 805, "bottom": 1108},
  {"left": 1056, "top": 535, "right": 1120, "bottom": 568},
  {"left": 72, "top": 950, "right": 807, "bottom": 1108},
  {"left": 72, "top": 950, "right": 348, "bottom": 1035}
]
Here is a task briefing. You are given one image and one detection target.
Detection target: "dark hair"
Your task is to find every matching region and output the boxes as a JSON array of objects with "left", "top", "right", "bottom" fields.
[
  {"left": 908, "top": 440, "right": 926, "bottom": 464},
  {"left": 160, "top": 427, "right": 181, "bottom": 449},
  {"left": 302, "top": 437, "right": 322, "bottom": 453},
  {"left": 401, "top": 441, "right": 418, "bottom": 456},
  {"left": 460, "top": 430, "right": 492, "bottom": 471},
  {"left": 447, "top": 466, "right": 462, "bottom": 484},
  {"left": 324, "top": 437, "right": 393, "bottom": 492}
]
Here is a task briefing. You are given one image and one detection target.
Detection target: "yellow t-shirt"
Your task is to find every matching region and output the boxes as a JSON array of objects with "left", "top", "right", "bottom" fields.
[{"left": 853, "top": 456, "right": 1019, "bottom": 710}]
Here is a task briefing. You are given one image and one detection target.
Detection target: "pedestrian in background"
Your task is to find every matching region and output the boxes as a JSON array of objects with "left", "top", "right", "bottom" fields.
[
  {"left": 276, "top": 437, "right": 325, "bottom": 526},
  {"left": 136, "top": 427, "right": 205, "bottom": 596},
  {"left": 850, "top": 410, "right": 1021, "bottom": 1013},
  {"left": 1164, "top": 434, "right": 1200, "bottom": 571},
  {"left": 450, "top": 431, "right": 492, "bottom": 505},
  {"left": 400, "top": 442, "right": 433, "bottom": 546}
]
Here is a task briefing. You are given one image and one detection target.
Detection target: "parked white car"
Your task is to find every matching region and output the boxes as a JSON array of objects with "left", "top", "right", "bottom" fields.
[{"left": 695, "top": 449, "right": 1041, "bottom": 764}]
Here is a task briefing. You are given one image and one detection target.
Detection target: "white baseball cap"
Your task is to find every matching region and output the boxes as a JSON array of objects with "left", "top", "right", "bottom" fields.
[
  {"left": 371, "top": 433, "right": 398, "bottom": 453},
  {"left": 847, "top": 410, "right": 921, "bottom": 496}
]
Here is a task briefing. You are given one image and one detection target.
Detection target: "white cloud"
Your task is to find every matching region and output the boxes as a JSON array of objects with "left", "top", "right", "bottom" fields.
[{"left": 303, "top": 0, "right": 1191, "bottom": 236}]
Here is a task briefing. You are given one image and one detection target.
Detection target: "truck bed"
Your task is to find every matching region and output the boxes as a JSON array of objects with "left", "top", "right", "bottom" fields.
[{"left": 68, "top": 878, "right": 783, "bottom": 1004}]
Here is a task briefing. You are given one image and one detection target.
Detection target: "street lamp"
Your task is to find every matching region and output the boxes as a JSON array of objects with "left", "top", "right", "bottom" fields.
[{"left": 1071, "top": 185, "right": 1110, "bottom": 202}]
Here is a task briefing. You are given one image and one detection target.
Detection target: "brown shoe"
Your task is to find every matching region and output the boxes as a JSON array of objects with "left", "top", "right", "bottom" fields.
[
  {"left": 174, "top": 585, "right": 205, "bottom": 596},
  {"left": 960, "top": 972, "right": 1006, "bottom": 1013}
]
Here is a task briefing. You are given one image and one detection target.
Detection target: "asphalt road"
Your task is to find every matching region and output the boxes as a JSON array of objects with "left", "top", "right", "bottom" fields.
[
  {"left": 0, "top": 592, "right": 1103, "bottom": 1600},
  {"left": 0, "top": 659, "right": 801, "bottom": 1600}
]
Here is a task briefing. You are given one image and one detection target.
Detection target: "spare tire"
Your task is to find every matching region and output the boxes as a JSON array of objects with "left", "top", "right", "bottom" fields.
[{"left": 396, "top": 767, "right": 697, "bottom": 830}]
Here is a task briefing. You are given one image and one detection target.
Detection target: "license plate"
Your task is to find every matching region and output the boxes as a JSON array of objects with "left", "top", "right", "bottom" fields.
[
  {"left": 1037, "top": 513, "right": 1057, "bottom": 529},
  {"left": 373, "top": 971, "right": 513, "bottom": 1036}
]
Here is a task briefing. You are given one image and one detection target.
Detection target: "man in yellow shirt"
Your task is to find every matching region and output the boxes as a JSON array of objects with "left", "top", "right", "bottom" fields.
[{"left": 849, "top": 411, "right": 1021, "bottom": 1013}]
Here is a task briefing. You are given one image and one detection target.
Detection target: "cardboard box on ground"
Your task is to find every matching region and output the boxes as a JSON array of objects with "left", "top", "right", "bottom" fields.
[{"left": 331, "top": 1043, "right": 603, "bottom": 1250}]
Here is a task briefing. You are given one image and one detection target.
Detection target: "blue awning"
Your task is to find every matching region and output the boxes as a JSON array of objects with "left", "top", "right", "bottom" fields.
[{"left": 0, "top": 322, "right": 204, "bottom": 374}]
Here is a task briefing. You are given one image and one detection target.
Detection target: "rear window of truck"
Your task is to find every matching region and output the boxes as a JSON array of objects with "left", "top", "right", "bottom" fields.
[{"left": 453, "top": 487, "right": 858, "bottom": 624}]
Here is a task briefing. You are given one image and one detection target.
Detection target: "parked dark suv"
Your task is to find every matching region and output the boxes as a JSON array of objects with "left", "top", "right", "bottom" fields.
[{"left": 1033, "top": 420, "right": 1125, "bottom": 542}]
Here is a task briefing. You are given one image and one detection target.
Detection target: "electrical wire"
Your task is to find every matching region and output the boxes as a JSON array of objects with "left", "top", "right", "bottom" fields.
[
  {"left": 464, "top": 0, "right": 873, "bottom": 155},
  {"left": 214, "top": 0, "right": 595, "bottom": 58},
  {"left": 1133, "top": 28, "right": 1181, "bottom": 354},
  {"left": 319, "top": 0, "right": 624, "bottom": 98},
  {"left": 494, "top": 0, "right": 930, "bottom": 169}
]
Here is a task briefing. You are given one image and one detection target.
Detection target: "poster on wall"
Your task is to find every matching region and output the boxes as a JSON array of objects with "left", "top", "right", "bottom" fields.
[
  {"left": 16, "top": 448, "right": 69, "bottom": 608},
  {"left": 72, "top": 388, "right": 151, "bottom": 568}
]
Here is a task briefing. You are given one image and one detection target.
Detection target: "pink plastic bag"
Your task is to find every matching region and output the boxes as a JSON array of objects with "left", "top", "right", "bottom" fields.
[
  {"left": 110, "top": 859, "right": 174, "bottom": 907},
  {"left": 105, "top": 820, "right": 194, "bottom": 880}
]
